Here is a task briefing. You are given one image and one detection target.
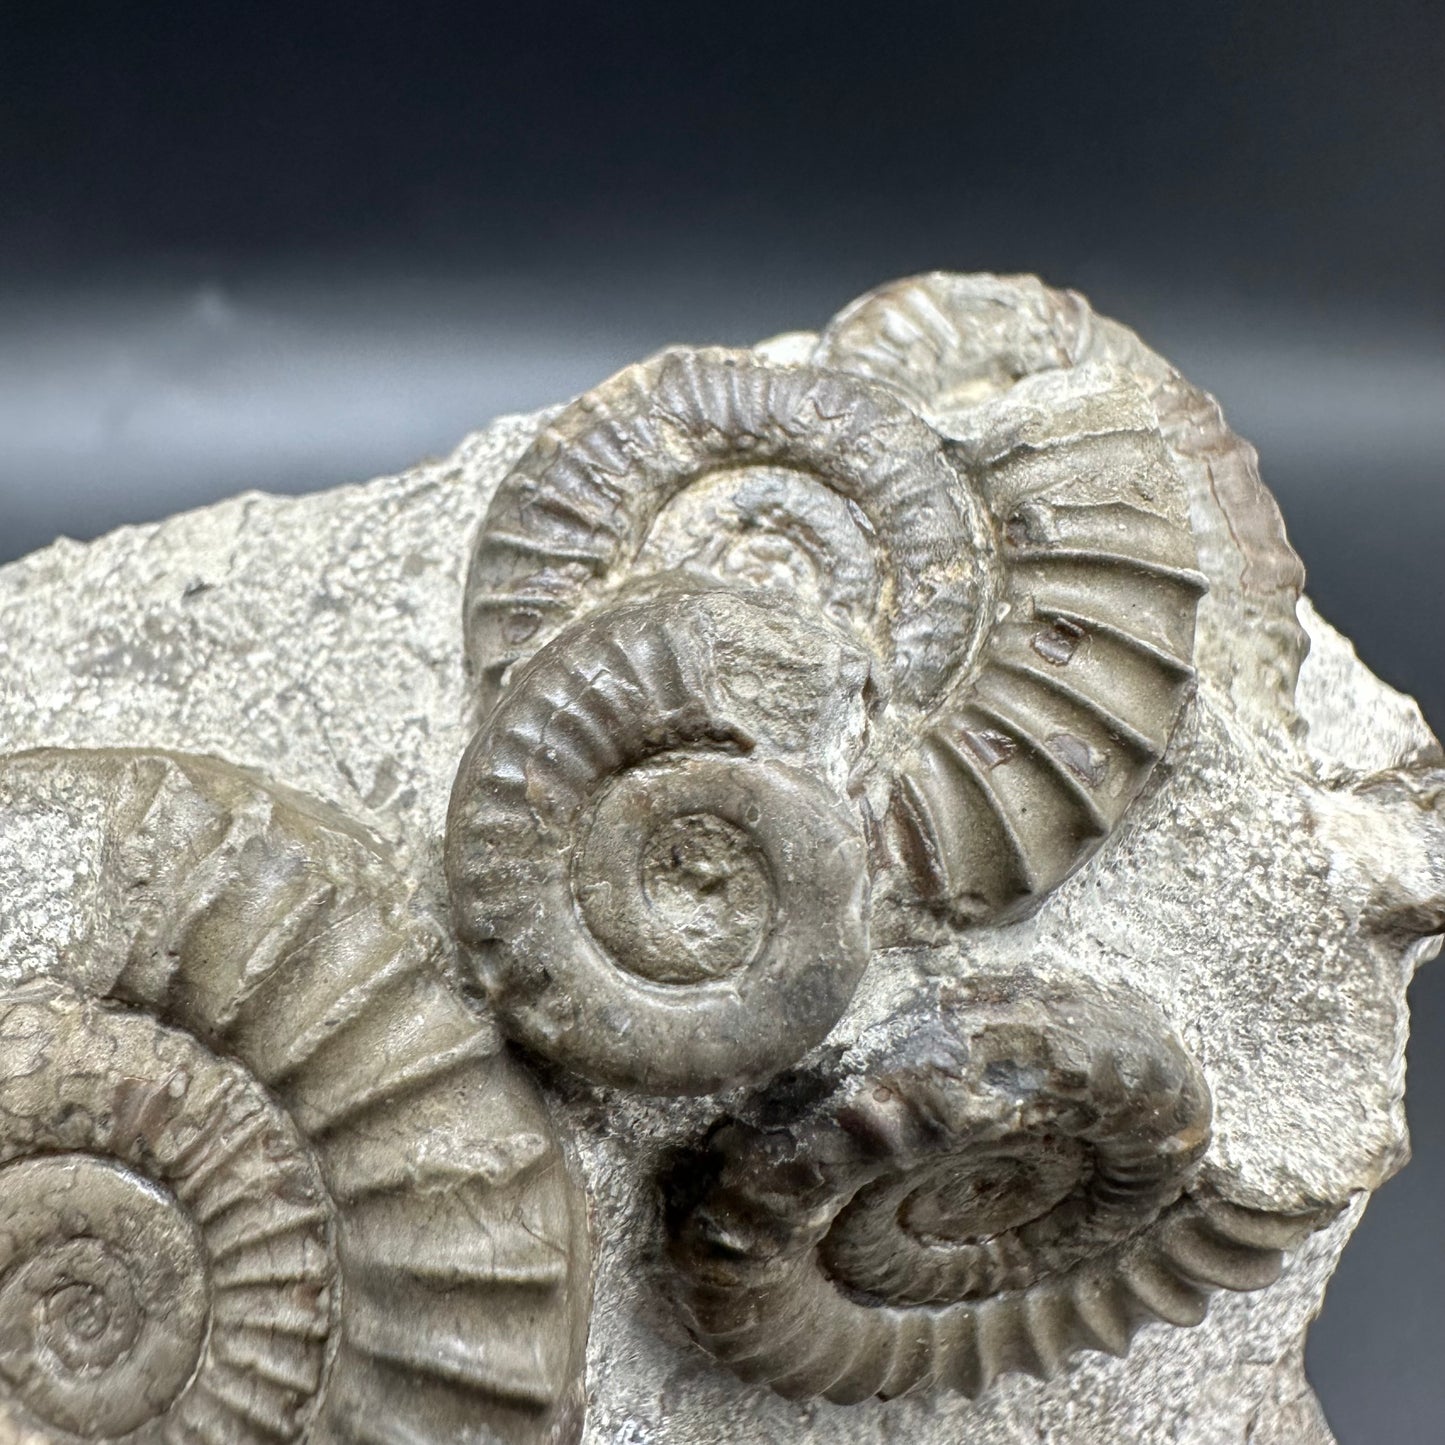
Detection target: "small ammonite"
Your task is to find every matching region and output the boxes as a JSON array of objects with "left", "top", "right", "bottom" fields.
[
  {"left": 449, "top": 332, "right": 1208, "bottom": 1093},
  {"left": 461, "top": 347, "right": 996, "bottom": 715},
  {"left": 665, "top": 974, "right": 1317, "bottom": 1404},
  {"left": 0, "top": 985, "right": 334, "bottom": 1441},
  {"left": 447, "top": 584, "right": 873, "bottom": 1095},
  {"left": 0, "top": 748, "right": 592, "bottom": 1445}
]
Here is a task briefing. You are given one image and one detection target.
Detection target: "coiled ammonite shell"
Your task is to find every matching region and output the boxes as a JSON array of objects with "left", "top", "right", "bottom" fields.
[
  {"left": 812, "top": 269, "right": 1302, "bottom": 665},
  {"left": 665, "top": 976, "right": 1313, "bottom": 1403},
  {"left": 450, "top": 325, "right": 1207, "bottom": 1093},
  {"left": 813, "top": 271, "right": 1103, "bottom": 421},
  {"left": 448, "top": 585, "right": 872, "bottom": 1095},
  {"left": 0, "top": 749, "right": 590, "bottom": 1445},
  {"left": 461, "top": 348, "right": 993, "bottom": 714}
]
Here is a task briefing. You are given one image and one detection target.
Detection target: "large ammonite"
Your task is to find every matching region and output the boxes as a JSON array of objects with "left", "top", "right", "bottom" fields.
[
  {"left": 449, "top": 342, "right": 1206, "bottom": 1092},
  {"left": 0, "top": 749, "right": 590, "bottom": 1445},
  {"left": 665, "top": 975, "right": 1315, "bottom": 1403}
]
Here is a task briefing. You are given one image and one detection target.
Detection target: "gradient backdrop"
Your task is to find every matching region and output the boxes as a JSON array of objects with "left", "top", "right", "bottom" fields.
[{"left": 1, "top": 6, "right": 1440, "bottom": 1439}]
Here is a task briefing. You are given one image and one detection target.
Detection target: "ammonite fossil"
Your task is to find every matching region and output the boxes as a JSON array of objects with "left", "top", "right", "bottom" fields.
[
  {"left": 0, "top": 749, "right": 590, "bottom": 1445},
  {"left": 449, "top": 326, "right": 1206, "bottom": 1094},
  {"left": 812, "top": 270, "right": 1306, "bottom": 699},
  {"left": 447, "top": 585, "right": 872, "bottom": 1094},
  {"left": 665, "top": 975, "right": 1315, "bottom": 1403}
]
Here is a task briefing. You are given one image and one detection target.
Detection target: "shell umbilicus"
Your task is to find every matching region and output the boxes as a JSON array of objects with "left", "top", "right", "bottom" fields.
[{"left": 447, "top": 586, "right": 872, "bottom": 1094}]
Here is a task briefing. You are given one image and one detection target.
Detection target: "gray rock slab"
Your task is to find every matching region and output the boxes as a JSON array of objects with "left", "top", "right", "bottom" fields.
[{"left": 1, "top": 274, "right": 1440, "bottom": 1444}]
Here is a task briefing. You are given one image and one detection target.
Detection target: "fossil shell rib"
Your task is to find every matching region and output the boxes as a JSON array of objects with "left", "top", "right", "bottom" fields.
[
  {"left": 462, "top": 346, "right": 994, "bottom": 712},
  {"left": 813, "top": 271, "right": 1098, "bottom": 419},
  {"left": 0, "top": 749, "right": 590, "bottom": 1445},
  {"left": 446, "top": 589, "right": 871, "bottom": 1095},
  {"left": 815, "top": 276, "right": 1219, "bottom": 922},
  {"left": 0, "top": 987, "right": 335, "bottom": 1441},
  {"left": 666, "top": 976, "right": 1311, "bottom": 1403},
  {"left": 814, "top": 271, "right": 1303, "bottom": 602}
]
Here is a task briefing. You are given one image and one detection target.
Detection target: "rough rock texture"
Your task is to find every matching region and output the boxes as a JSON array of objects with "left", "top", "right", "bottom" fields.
[{"left": 1, "top": 274, "right": 1441, "bottom": 1444}]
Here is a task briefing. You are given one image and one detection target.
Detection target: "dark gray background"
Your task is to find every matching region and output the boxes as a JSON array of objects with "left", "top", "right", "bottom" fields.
[{"left": 1, "top": 5, "right": 1440, "bottom": 1438}]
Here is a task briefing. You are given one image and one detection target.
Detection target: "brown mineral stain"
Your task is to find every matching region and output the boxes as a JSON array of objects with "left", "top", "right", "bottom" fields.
[
  {"left": 961, "top": 728, "right": 1018, "bottom": 769},
  {"left": 1048, "top": 733, "right": 1104, "bottom": 787},
  {"left": 1032, "top": 617, "right": 1087, "bottom": 666}
]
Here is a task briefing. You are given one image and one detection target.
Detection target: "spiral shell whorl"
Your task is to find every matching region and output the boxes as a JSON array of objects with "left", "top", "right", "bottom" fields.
[
  {"left": 447, "top": 589, "right": 872, "bottom": 1094},
  {"left": 463, "top": 346, "right": 993, "bottom": 712},
  {"left": 0, "top": 986, "right": 336, "bottom": 1442},
  {"left": 0, "top": 749, "right": 590, "bottom": 1445},
  {"left": 814, "top": 272, "right": 1097, "bottom": 418},
  {"left": 814, "top": 268, "right": 1304, "bottom": 693},
  {"left": 665, "top": 977, "right": 1306, "bottom": 1403}
]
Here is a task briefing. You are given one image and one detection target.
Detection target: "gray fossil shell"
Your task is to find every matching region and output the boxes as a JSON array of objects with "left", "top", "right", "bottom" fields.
[
  {"left": 0, "top": 749, "right": 591, "bottom": 1445},
  {"left": 665, "top": 975, "right": 1315, "bottom": 1404},
  {"left": 814, "top": 270, "right": 1307, "bottom": 714},
  {"left": 447, "top": 586, "right": 872, "bottom": 1095},
  {"left": 461, "top": 347, "right": 994, "bottom": 715},
  {"left": 881, "top": 359, "right": 1208, "bottom": 926}
]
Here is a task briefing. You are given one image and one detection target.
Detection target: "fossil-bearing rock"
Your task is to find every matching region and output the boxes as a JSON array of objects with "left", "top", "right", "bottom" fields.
[{"left": 1, "top": 273, "right": 1441, "bottom": 1444}]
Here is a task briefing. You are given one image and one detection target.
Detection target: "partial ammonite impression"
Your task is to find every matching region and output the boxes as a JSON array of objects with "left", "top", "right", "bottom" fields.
[
  {"left": 813, "top": 270, "right": 1306, "bottom": 681},
  {"left": 665, "top": 975, "right": 1315, "bottom": 1403},
  {"left": 0, "top": 749, "right": 591, "bottom": 1445},
  {"left": 460, "top": 348, "right": 993, "bottom": 715},
  {"left": 449, "top": 324, "right": 1206, "bottom": 1093}
]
